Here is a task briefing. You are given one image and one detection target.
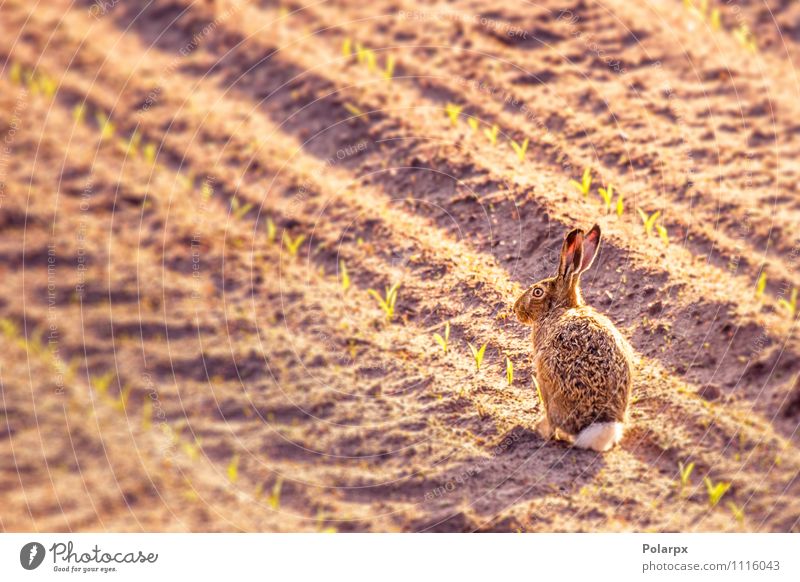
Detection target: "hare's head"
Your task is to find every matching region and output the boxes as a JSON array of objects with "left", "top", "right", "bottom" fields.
[{"left": 514, "top": 224, "right": 602, "bottom": 325}]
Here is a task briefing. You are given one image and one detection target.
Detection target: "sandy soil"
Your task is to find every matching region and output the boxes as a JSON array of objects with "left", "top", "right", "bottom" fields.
[{"left": 1, "top": 0, "right": 799, "bottom": 531}]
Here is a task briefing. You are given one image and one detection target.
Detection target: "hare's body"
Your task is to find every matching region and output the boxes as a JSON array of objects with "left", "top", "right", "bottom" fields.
[
  {"left": 533, "top": 307, "right": 633, "bottom": 442},
  {"left": 514, "top": 224, "right": 634, "bottom": 452}
]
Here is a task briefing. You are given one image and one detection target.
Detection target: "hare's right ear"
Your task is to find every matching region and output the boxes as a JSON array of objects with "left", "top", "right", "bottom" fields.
[
  {"left": 557, "top": 228, "right": 584, "bottom": 280},
  {"left": 578, "top": 224, "right": 601, "bottom": 274}
]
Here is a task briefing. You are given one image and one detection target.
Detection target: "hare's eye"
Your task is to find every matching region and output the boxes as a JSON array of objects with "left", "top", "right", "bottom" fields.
[{"left": 532, "top": 287, "right": 544, "bottom": 298}]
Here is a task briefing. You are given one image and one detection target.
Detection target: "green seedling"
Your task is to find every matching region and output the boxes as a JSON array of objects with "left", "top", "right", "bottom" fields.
[
  {"left": 365, "top": 49, "right": 377, "bottom": 71},
  {"left": 91, "top": 371, "right": 116, "bottom": 396},
  {"left": 113, "top": 383, "right": 133, "bottom": 412},
  {"left": 734, "top": 24, "right": 757, "bottom": 52},
  {"left": 182, "top": 438, "right": 202, "bottom": 461},
  {"left": 339, "top": 260, "right": 350, "bottom": 292},
  {"left": 383, "top": 55, "right": 395, "bottom": 79},
  {"left": 677, "top": 460, "right": 695, "bottom": 492},
  {"left": 9, "top": 62, "right": 22, "bottom": 84},
  {"left": 96, "top": 112, "right": 115, "bottom": 141},
  {"left": 200, "top": 181, "right": 214, "bottom": 202},
  {"left": 344, "top": 103, "right": 366, "bottom": 119},
  {"left": 266, "top": 217, "right": 277, "bottom": 244},
  {"left": 755, "top": 272, "right": 767, "bottom": 299},
  {"left": 342, "top": 37, "right": 352, "bottom": 57},
  {"left": 282, "top": 232, "right": 306, "bottom": 257},
  {"left": 142, "top": 142, "right": 157, "bottom": 165},
  {"left": 510, "top": 137, "right": 529, "bottom": 162},
  {"left": 637, "top": 208, "right": 661, "bottom": 237},
  {"left": 710, "top": 8, "right": 721, "bottom": 30},
  {"left": 38, "top": 75, "right": 57, "bottom": 98},
  {"left": 506, "top": 356, "right": 513, "bottom": 386},
  {"left": 368, "top": 282, "right": 400, "bottom": 322},
  {"left": 230, "top": 196, "right": 254, "bottom": 220},
  {"left": 433, "top": 321, "right": 450, "bottom": 354},
  {"left": 615, "top": 190, "right": 624, "bottom": 216},
  {"left": 656, "top": 224, "right": 669, "bottom": 246},
  {"left": 445, "top": 103, "right": 462, "bottom": 126},
  {"left": 468, "top": 342, "right": 487, "bottom": 372},
  {"left": 125, "top": 130, "right": 141, "bottom": 157},
  {"left": 570, "top": 167, "right": 592, "bottom": 197},
  {"left": 483, "top": 124, "right": 499, "bottom": 146},
  {"left": 467, "top": 118, "right": 479, "bottom": 132},
  {"left": 777, "top": 287, "right": 798, "bottom": 318},
  {"left": 227, "top": 454, "right": 239, "bottom": 482},
  {"left": 598, "top": 184, "right": 614, "bottom": 212},
  {"left": 268, "top": 477, "right": 283, "bottom": 509},
  {"left": 72, "top": 104, "right": 85, "bottom": 123},
  {"left": 727, "top": 501, "right": 744, "bottom": 524},
  {"left": 704, "top": 476, "right": 731, "bottom": 507},
  {"left": 141, "top": 398, "right": 153, "bottom": 430}
]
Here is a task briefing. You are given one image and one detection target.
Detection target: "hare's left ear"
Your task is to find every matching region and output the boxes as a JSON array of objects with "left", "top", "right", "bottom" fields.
[
  {"left": 578, "top": 224, "right": 601, "bottom": 273},
  {"left": 558, "top": 228, "right": 584, "bottom": 280}
]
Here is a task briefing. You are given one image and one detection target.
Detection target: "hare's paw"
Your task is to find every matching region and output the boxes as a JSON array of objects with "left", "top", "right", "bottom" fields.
[{"left": 535, "top": 417, "right": 553, "bottom": 439}]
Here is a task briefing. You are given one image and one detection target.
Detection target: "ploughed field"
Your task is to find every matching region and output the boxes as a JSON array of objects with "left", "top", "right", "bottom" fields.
[{"left": 1, "top": 0, "right": 800, "bottom": 532}]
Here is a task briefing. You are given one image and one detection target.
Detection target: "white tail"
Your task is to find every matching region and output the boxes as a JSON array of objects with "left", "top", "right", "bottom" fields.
[{"left": 573, "top": 422, "right": 623, "bottom": 452}]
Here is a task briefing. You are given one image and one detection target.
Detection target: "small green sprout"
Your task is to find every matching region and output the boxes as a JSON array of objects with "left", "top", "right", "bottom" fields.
[
  {"left": 677, "top": 460, "right": 695, "bottom": 492},
  {"left": 339, "top": 260, "right": 350, "bottom": 292},
  {"left": 598, "top": 184, "right": 614, "bottom": 212},
  {"left": 433, "top": 321, "right": 450, "bottom": 354},
  {"left": 96, "top": 112, "right": 115, "bottom": 141},
  {"left": 113, "top": 383, "right": 133, "bottom": 412},
  {"left": 355, "top": 42, "right": 366, "bottom": 63},
  {"left": 755, "top": 272, "right": 767, "bottom": 299},
  {"left": 468, "top": 342, "right": 487, "bottom": 372},
  {"left": 142, "top": 142, "right": 157, "bottom": 165},
  {"left": 383, "top": 55, "right": 395, "bottom": 79},
  {"left": 727, "top": 501, "right": 744, "bottom": 524},
  {"left": 91, "top": 371, "right": 116, "bottom": 396},
  {"left": 570, "top": 167, "right": 592, "bottom": 197},
  {"left": 230, "top": 196, "right": 254, "bottom": 220},
  {"left": 506, "top": 356, "right": 513, "bottom": 386},
  {"left": 704, "top": 476, "right": 731, "bottom": 507},
  {"left": 266, "top": 217, "right": 277, "bottom": 244},
  {"left": 656, "top": 224, "right": 669, "bottom": 246},
  {"left": 125, "top": 130, "right": 141, "bottom": 157},
  {"left": 344, "top": 102, "right": 366, "bottom": 119},
  {"left": 38, "top": 75, "right": 57, "bottom": 98},
  {"left": 342, "top": 37, "right": 352, "bottom": 57},
  {"left": 365, "top": 50, "right": 377, "bottom": 71},
  {"left": 637, "top": 208, "right": 662, "bottom": 237},
  {"left": 368, "top": 282, "right": 400, "bottom": 322},
  {"left": 733, "top": 24, "right": 757, "bottom": 52},
  {"left": 710, "top": 8, "right": 721, "bottom": 30},
  {"left": 201, "top": 181, "right": 214, "bottom": 202},
  {"left": 141, "top": 398, "right": 153, "bottom": 430},
  {"left": 777, "top": 288, "right": 798, "bottom": 318},
  {"left": 615, "top": 190, "right": 624, "bottom": 216},
  {"left": 268, "top": 476, "right": 283, "bottom": 509},
  {"left": 445, "top": 103, "right": 462, "bottom": 126},
  {"left": 483, "top": 124, "right": 499, "bottom": 146},
  {"left": 466, "top": 117, "right": 479, "bottom": 132},
  {"left": 227, "top": 454, "right": 239, "bottom": 483},
  {"left": 510, "top": 137, "right": 529, "bottom": 162},
  {"left": 282, "top": 232, "right": 307, "bottom": 257},
  {"left": 9, "top": 62, "right": 22, "bottom": 84}
]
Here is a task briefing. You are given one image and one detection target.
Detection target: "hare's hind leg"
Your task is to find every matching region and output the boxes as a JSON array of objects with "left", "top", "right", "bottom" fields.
[{"left": 573, "top": 422, "right": 623, "bottom": 452}]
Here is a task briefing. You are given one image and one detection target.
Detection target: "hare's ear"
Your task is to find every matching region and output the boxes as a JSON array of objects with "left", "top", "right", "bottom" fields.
[
  {"left": 557, "top": 228, "right": 584, "bottom": 280},
  {"left": 578, "top": 224, "right": 601, "bottom": 273}
]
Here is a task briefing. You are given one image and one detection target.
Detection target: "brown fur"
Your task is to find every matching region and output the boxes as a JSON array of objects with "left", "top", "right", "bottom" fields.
[{"left": 514, "top": 225, "right": 633, "bottom": 442}]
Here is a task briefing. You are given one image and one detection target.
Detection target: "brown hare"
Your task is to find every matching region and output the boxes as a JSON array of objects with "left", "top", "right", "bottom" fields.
[{"left": 513, "top": 224, "right": 633, "bottom": 452}]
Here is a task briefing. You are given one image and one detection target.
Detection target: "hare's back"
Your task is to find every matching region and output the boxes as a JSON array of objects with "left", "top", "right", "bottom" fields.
[{"left": 537, "top": 309, "right": 632, "bottom": 432}]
